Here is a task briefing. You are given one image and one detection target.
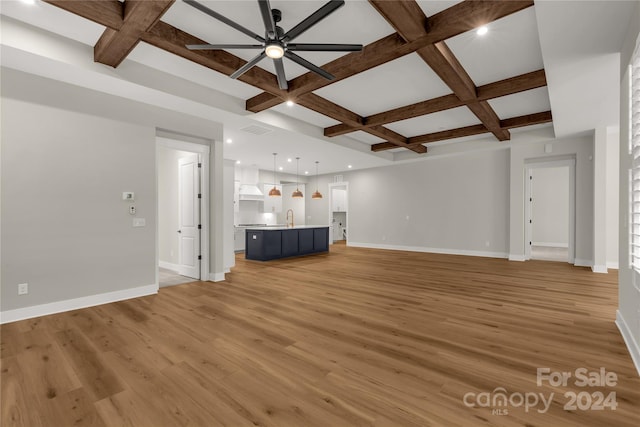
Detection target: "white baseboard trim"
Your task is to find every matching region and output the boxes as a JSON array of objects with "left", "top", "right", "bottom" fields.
[
  {"left": 347, "top": 242, "right": 508, "bottom": 259},
  {"left": 607, "top": 261, "right": 619, "bottom": 270},
  {"left": 159, "top": 261, "right": 180, "bottom": 272},
  {"left": 532, "top": 242, "right": 569, "bottom": 248},
  {"left": 616, "top": 310, "right": 640, "bottom": 376},
  {"left": 574, "top": 258, "right": 593, "bottom": 268},
  {"left": 0, "top": 283, "right": 158, "bottom": 325},
  {"left": 508, "top": 254, "right": 527, "bottom": 262},
  {"left": 592, "top": 264, "right": 608, "bottom": 274},
  {"left": 209, "top": 272, "right": 226, "bottom": 282}
]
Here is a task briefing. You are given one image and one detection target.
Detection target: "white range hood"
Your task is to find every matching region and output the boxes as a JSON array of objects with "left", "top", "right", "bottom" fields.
[{"left": 237, "top": 165, "right": 264, "bottom": 200}]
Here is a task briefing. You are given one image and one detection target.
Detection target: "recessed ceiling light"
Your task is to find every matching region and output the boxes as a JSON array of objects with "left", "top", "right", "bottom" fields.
[
  {"left": 287, "top": 158, "right": 292, "bottom": 163},
  {"left": 279, "top": 166, "right": 283, "bottom": 171},
  {"left": 347, "top": 165, "right": 353, "bottom": 169},
  {"left": 304, "top": 171, "right": 309, "bottom": 175},
  {"left": 20, "top": 0, "right": 36, "bottom": 5},
  {"left": 235, "top": 160, "right": 241, "bottom": 164},
  {"left": 286, "top": 100, "right": 295, "bottom": 107},
  {"left": 477, "top": 26, "right": 488, "bottom": 36},
  {"left": 226, "top": 138, "right": 233, "bottom": 144}
]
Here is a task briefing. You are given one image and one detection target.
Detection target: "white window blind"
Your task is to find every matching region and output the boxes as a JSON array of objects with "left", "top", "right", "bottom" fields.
[{"left": 630, "top": 50, "right": 640, "bottom": 271}]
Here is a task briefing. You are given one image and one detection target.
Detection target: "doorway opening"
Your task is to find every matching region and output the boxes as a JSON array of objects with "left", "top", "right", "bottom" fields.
[
  {"left": 524, "top": 159, "right": 576, "bottom": 263},
  {"left": 157, "top": 137, "right": 210, "bottom": 287},
  {"left": 328, "top": 181, "right": 349, "bottom": 245}
]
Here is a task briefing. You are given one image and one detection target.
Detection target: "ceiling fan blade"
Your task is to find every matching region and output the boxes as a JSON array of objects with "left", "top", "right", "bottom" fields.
[
  {"left": 258, "top": 0, "right": 277, "bottom": 39},
  {"left": 230, "top": 51, "right": 267, "bottom": 79},
  {"left": 284, "top": 51, "right": 334, "bottom": 81},
  {"left": 282, "top": 0, "right": 345, "bottom": 42},
  {"left": 273, "top": 58, "right": 288, "bottom": 90},
  {"left": 183, "top": 0, "right": 265, "bottom": 43},
  {"left": 286, "top": 43, "right": 362, "bottom": 52},
  {"left": 187, "top": 44, "right": 264, "bottom": 50}
]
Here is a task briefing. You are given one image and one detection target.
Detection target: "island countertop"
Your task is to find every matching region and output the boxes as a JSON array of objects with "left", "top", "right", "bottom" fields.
[{"left": 244, "top": 225, "right": 329, "bottom": 231}]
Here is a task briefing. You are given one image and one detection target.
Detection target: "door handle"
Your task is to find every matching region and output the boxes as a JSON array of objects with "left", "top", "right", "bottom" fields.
[{"left": 177, "top": 230, "right": 182, "bottom": 233}]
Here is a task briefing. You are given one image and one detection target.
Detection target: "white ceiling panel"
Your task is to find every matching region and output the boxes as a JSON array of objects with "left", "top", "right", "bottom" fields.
[
  {"left": 386, "top": 106, "right": 481, "bottom": 137},
  {"left": 315, "top": 53, "right": 453, "bottom": 117},
  {"left": 347, "top": 131, "right": 387, "bottom": 145},
  {"left": 446, "top": 7, "right": 544, "bottom": 86},
  {"left": 271, "top": 102, "right": 341, "bottom": 128},
  {"left": 0, "top": 0, "right": 105, "bottom": 45},
  {"left": 487, "top": 87, "right": 551, "bottom": 120},
  {"left": 416, "top": 1, "right": 461, "bottom": 17},
  {"left": 128, "top": 42, "right": 263, "bottom": 99}
]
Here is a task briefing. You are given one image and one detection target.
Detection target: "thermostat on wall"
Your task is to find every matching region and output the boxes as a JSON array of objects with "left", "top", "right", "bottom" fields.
[{"left": 122, "top": 192, "right": 135, "bottom": 201}]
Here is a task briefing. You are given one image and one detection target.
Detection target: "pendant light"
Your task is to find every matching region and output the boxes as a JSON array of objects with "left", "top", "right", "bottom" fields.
[
  {"left": 269, "top": 153, "right": 281, "bottom": 197},
  {"left": 312, "top": 161, "right": 323, "bottom": 199},
  {"left": 292, "top": 157, "right": 303, "bottom": 198}
]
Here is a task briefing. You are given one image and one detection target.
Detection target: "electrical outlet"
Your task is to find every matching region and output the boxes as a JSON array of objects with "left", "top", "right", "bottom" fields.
[
  {"left": 18, "top": 283, "right": 28, "bottom": 295},
  {"left": 129, "top": 205, "right": 136, "bottom": 215}
]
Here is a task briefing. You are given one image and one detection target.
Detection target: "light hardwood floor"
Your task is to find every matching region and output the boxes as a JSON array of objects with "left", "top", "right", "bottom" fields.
[{"left": 2, "top": 245, "right": 639, "bottom": 426}]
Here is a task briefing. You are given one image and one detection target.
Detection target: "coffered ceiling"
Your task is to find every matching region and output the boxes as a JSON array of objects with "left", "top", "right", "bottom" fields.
[{"left": 0, "top": 0, "right": 636, "bottom": 173}]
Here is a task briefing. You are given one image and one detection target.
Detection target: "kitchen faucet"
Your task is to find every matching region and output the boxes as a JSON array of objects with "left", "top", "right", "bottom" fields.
[{"left": 286, "top": 209, "right": 294, "bottom": 228}]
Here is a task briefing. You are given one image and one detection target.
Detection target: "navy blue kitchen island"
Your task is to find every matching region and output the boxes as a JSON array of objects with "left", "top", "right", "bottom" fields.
[{"left": 245, "top": 226, "right": 329, "bottom": 261}]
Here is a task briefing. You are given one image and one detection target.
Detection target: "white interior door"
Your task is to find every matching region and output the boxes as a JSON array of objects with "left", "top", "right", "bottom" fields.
[{"left": 178, "top": 153, "right": 200, "bottom": 279}]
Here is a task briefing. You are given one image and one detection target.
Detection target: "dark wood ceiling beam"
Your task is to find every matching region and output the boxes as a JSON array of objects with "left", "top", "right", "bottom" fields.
[
  {"left": 370, "top": 0, "right": 510, "bottom": 142},
  {"left": 477, "top": 69, "right": 547, "bottom": 101},
  {"left": 298, "top": 94, "right": 427, "bottom": 154},
  {"left": 466, "top": 102, "right": 510, "bottom": 140},
  {"left": 44, "top": 0, "right": 124, "bottom": 30},
  {"left": 500, "top": 111, "right": 552, "bottom": 129},
  {"left": 324, "top": 94, "right": 463, "bottom": 137},
  {"left": 371, "top": 125, "right": 486, "bottom": 152},
  {"left": 370, "top": 110, "right": 552, "bottom": 152},
  {"left": 246, "top": 0, "right": 534, "bottom": 113},
  {"left": 94, "top": 0, "right": 175, "bottom": 68},
  {"left": 325, "top": 69, "right": 547, "bottom": 137}
]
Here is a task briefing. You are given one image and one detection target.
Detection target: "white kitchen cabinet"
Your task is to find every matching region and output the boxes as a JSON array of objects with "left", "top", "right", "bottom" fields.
[
  {"left": 234, "top": 180, "right": 240, "bottom": 213},
  {"left": 332, "top": 188, "right": 347, "bottom": 212},
  {"left": 263, "top": 184, "right": 282, "bottom": 213}
]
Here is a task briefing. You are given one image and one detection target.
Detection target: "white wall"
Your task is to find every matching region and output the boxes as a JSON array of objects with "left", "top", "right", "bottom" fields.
[
  {"left": 617, "top": 1, "right": 640, "bottom": 375},
  {"left": 1, "top": 97, "right": 156, "bottom": 312},
  {"left": 531, "top": 167, "right": 570, "bottom": 247},
  {"left": 509, "top": 135, "right": 594, "bottom": 264},
  {"left": 0, "top": 68, "right": 228, "bottom": 321},
  {"left": 281, "top": 184, "right": 306, "bottom": 226},
  {"left": 308, "top": 149, "right": 511, "bottom": 257}
]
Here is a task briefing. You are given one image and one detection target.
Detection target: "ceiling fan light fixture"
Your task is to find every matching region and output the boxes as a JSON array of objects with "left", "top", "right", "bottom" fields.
[{"left": 265, "top": 43, "right": 284, "bottom": 59}]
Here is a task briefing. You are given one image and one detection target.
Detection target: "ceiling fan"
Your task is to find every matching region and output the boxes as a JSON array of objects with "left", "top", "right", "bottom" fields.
[{"left": 183, "top": 0, "right": 363, "bottom": 90}]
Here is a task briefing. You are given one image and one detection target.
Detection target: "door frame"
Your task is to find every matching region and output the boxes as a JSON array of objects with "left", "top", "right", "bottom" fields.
[
  {"left": 524, "top": 158, "right": 576, "bottom": 263},
  {"left": 156, "top": 137, "right": 210, "bottom": 283},
  {"left": 328, "top": 181, "right": 349, "bottom": 245}
]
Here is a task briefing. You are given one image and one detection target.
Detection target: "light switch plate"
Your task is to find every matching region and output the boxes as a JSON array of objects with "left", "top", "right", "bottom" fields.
[
  {"left": 133, "top": 218, "right": 146, "bottom": 227},
  {"left": 122, "top": 192, "right": 135, "bottom": 201}
]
